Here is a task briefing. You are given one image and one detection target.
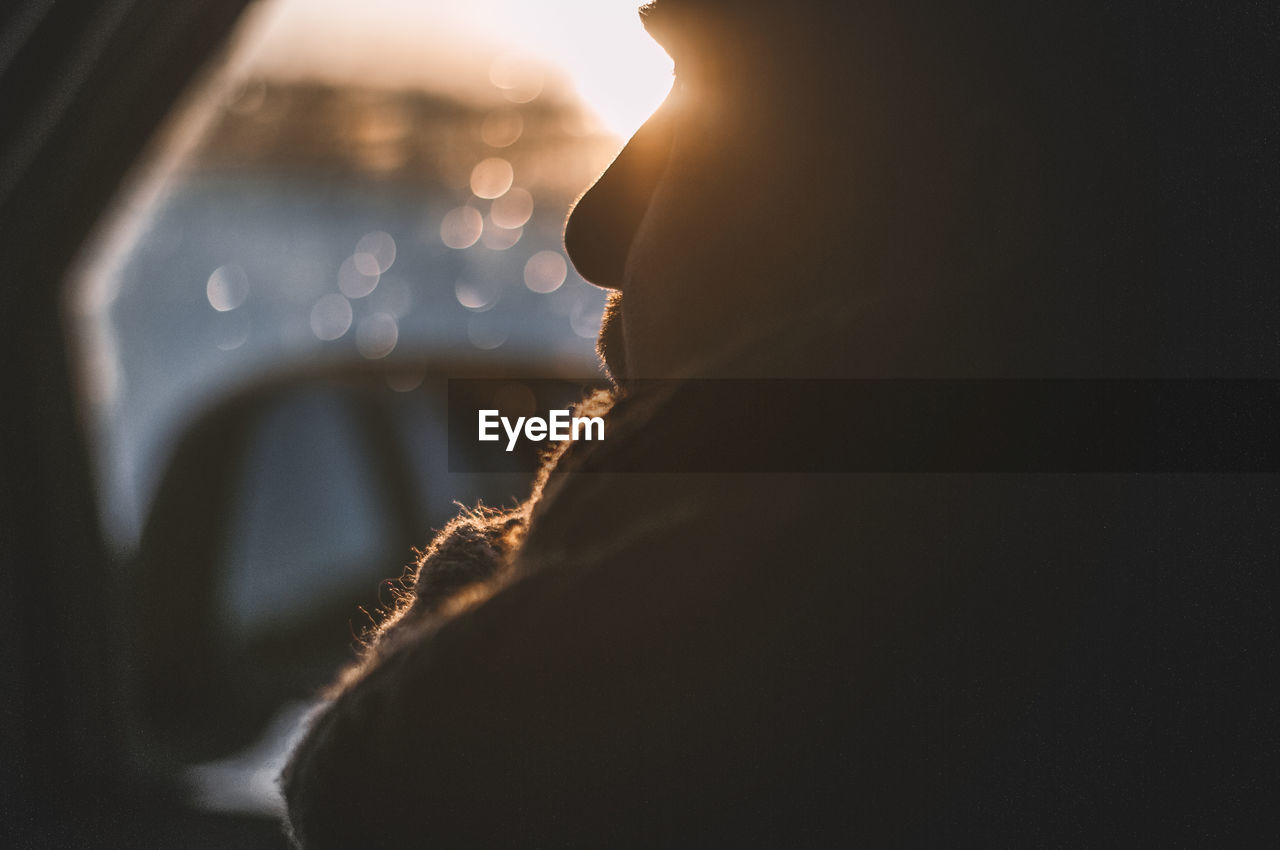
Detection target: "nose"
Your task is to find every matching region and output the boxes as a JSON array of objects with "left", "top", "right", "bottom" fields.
[{"left": 563, "top": 101, "right": 676, "bottom": 289}]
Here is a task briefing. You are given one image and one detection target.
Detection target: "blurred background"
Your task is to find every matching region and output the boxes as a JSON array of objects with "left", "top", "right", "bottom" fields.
[{"left": 59, "top": 0, "right": 670, "bottom": 827}]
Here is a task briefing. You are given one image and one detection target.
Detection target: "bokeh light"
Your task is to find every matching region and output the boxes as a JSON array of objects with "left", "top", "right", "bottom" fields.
[
  {"left": 455, "top": 278, "right": 500, "bottom": 311},
  {"left": 440, "top": 206, "right": 484, "bottom": 249},
  {"left": 524, "top": 250, "right": 568, "bottom": 293},
  {"left": 480, "top": 217, "right": 522, "bottom": 251},
  {"left": 470, "top": 157, "right": 515, "bottom": 200},
  {"left": 338, "top": 255, "right": 380, "bottom": 298},
  {"left": 355, "top": 231, "right": 396, "bottom": 273},
  {"left": 355, "top": 313, "right": 399, "bottom": 359},
  {"left": 490, "top": 187, "right": 534, "bottom": 229},
  {"left": 310, "top": 293, "right": 354, "bottom": 340},
  {"left": 489, "top": 53, "right": 544, "bottom": 103},
  {"left": 207, "top": 264, "right": 250, "bottom": 311},
  {"left": 480, "top": 109, "right": 523, "bottom": 147}
]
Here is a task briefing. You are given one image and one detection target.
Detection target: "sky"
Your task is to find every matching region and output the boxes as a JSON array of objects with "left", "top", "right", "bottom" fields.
[{"left": 232, "top": 0, "right": 675, "bottom": 138}]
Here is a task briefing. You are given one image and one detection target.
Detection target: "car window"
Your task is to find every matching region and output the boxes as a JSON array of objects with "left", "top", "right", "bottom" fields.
[{"left": 62, "top": 0, "right": 671, "bottom": 818}]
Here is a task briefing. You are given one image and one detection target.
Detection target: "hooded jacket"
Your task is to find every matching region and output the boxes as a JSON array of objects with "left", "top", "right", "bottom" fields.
[{"left": 281, "top": 318, "right": 1276, "bottom": 847}]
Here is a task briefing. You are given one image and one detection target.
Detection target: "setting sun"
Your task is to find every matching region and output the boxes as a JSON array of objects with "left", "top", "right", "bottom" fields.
[{"left": 237, "top": 0, "right": 674, "bottom": 139}]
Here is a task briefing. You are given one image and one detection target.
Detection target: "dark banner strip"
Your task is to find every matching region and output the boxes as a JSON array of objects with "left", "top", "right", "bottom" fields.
[{"left": 448, "top": 379, "right": 1280, "bottom": 474}]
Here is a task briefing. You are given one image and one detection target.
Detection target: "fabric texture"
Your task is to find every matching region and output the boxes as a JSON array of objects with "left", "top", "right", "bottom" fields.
[{"left": 281, "top": 326, "right": 1277, "bottom": 847}]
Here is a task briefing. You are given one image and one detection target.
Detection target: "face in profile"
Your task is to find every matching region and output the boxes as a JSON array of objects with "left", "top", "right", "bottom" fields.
[
  {"left": 565, "top": 2, "right": 834, "bottom": 380},
  {"left": 565, "top": 2, "right": 963, "bottom": 381},
  {"left": 565, "top": 2, "right": 1143, "bottom": 381}
]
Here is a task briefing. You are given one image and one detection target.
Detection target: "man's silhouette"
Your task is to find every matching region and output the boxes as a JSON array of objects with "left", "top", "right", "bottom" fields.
[{"left": 282, "top": 2, "right": 1277, "bottom": 845}]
